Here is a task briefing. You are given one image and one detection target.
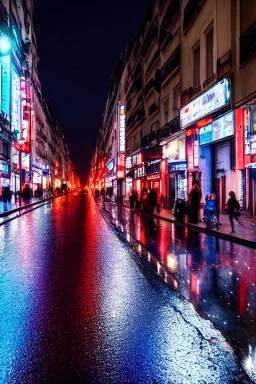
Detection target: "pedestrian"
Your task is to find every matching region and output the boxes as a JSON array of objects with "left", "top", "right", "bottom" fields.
[
  {"left": 189, "top": 183, "right": 202, "bottom": 224},
  {"left": 2, "top": 185, "right": 12, "bottom": 212},
  {"left": 129, "top": 188, "right": 135, "bottom": 208},
  {"left": 140, "top": 188, "right": 149, "bottom": 212},
  {"left": 148, "top": 189, "right": 156, "bottom": 214},
  {"left": 204, "top": 193, "right": 216, "bottom": 228},
  {"left": 227, "top": 191, "right": 241, "bottom": 233},
  {"left": 155, "top": 188, "right": 161, "bottom": 212}
]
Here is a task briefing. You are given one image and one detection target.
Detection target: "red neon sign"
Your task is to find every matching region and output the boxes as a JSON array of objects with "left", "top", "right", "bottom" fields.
[{"left": 13, "top": 77, "right": 31, "bottom": 153}]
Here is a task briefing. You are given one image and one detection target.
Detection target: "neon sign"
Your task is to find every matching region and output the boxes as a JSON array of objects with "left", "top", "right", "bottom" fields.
[
  {"left": 199, "top": 112, "right": 234, "bottom": 145},
  {"left": 12, "top": 76, "right": 31, "bottom": 153},
  {"left": 11, "top": 69, "right": 20, "bottom": 137},
  {"left": 180, "top": 78, "right": 230, "bottom": 129},
  {"left": 119, "top": 105, "right": 125, "bottom": 153},
  {"left": 1, "top": 55, "right": 10, "bottom": 119}
]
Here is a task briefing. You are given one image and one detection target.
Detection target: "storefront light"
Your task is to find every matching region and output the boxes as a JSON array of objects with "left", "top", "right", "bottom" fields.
[{"left": 0, "top": 36, "right": 11, "bottom": 54}]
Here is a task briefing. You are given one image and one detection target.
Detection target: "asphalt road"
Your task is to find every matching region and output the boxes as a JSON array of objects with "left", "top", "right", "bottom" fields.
[{"left": 0, "top": 193, "right": 254, "bottom": 383}]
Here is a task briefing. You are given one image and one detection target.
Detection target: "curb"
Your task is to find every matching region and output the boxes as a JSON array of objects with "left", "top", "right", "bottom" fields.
[
  {"left": 0, "top": 193, "right": 70, "bottom": 226},
  {"left": 122, "top": 204, "right": 256, "bottom": 250}
]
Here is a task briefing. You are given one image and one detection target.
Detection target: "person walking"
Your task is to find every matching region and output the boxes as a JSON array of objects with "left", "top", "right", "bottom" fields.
[
  {"left": 189, "top": 183, "right": 202, "bottom": 224},
  {"left": 148, "top": 189, "right": 157, "bottom": 214},
  {"left": 140, "top": 188, "right": 149, "bottom": 212},
  {"left": 2, "top": 185, "right": 12, "bottom": 212},
  {"left": 227, "top": 191, "right": 241, "bottom": 233}
]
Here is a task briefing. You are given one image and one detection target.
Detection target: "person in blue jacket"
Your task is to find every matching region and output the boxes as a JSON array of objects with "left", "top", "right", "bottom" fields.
[{"left": 204, "top": 193, "right": 216, "bottom": 228}]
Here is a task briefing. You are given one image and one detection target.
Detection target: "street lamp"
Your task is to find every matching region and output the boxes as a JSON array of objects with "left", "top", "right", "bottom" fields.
[{"left": 0, "top": 36, "right": 11, "bottom": 54}]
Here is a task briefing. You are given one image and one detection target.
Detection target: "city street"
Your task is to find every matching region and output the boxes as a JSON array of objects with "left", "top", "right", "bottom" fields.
[{"left": 0, "top": 193, "right": 255, "bottom": 383}]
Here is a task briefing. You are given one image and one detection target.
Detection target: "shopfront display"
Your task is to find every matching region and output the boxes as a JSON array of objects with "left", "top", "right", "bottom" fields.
[{"left": 198, "top": 111, "right": 234, "bottom": 208}]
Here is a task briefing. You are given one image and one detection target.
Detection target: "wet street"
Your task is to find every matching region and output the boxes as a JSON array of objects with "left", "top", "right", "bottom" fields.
[{"left": 0, "top": 193, "right": 255, "bottom": 383}]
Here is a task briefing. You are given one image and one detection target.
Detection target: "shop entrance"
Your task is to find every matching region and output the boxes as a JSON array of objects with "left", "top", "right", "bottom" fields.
[
  {"left": 169, "top": 172, "right": 186, "bottom": 209},
  {"left": 215, "top": 176, "right": 226, "bottom": 212}
]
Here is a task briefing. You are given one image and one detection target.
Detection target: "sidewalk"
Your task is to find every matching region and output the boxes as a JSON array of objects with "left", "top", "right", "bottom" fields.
[
  {"left": 122, "top": 200, "right": 256, "bottom": 248},
  {"left": 0, "top": 192, "right": 60, "bottom": 225}
]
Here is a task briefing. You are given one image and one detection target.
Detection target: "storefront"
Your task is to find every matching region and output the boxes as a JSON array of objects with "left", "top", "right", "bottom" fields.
[
  {"left": 180, "top": 78, "right": 232, "bottom": 206},
  {"left": 32, "top": 156, "right": 49, "bottom": 197},
  {"left": 198, "top": 111, "right": 234, "bottom": 209},
  {"left": 145, "top": 146, "right": 162, "bottom": 192},
  {"left": 243, "top": 102, "right": 256, "bottom": 214},
  {"left": 125, "top": 156, "right": 132, "bottom": 200},
  {"left": 132, "top": 150, "right": 146, "bottom": 195},
  {"left": 105, "top": 158, "right": 116, "bottom": 199},
  {"left": 163, "top": 135, "right": 186, "bottom": 208}
]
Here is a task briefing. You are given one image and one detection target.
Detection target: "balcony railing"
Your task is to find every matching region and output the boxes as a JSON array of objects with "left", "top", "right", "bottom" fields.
[
  {"left": 130, "top": 76, "right": 142, "bottom": 95},
  {"left": 157, "top": 116, "right": 180, "bottom": 142},
  {"left": 143, "top": 78, "right": 155, "bottom": 96},
  {"left": 141, "top": 131, "right": 156, "bottom": 148},
  {"left": 149, "top": 102, "right": 158, "bottom": 116},
  {"left": 160, "top": 45, "right": 180, "bottom": 83},
  {"left": 240, "top": 20, "right": 256, "bottom": 66},
  {"left": 145, "top": 48, "right": 160, "bottom": 76},
  {"left": 142, "top": 25, "right": 157, "bottom": 57},
  {"left": 127, "top": 106, "right": 145, "bottom": 129},
  {"left": 160, "top": 0, "right": 180, "bottom": 32},
  {"left": 183, "top": 0, "right": 205, "bottom": 33}
]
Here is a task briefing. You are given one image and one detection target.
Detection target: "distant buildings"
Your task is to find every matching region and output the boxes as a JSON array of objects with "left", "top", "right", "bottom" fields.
[
  {"left": 89, "top": 0, "right": 256, "bottom": 214},
  {"left": 0, "top": 0, "right": 79, "bottom": 198}
]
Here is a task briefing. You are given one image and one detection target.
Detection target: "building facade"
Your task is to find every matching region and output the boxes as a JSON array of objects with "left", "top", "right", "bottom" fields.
[
  {"left": 0, "top": 0, "right": 79, "bottom": 199},
  {"left": 89, "top": 0, "right": 256, "bottom": 215}
]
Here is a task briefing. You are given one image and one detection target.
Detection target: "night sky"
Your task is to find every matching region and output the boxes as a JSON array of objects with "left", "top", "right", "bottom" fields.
[{"left": 34, "top": 0, "right": 150, "bottom": 185}]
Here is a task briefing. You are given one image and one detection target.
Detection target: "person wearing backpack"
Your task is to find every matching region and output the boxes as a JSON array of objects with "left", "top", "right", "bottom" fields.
[{"left": 227, "top": 191, "right": 241, "bottom": 233}]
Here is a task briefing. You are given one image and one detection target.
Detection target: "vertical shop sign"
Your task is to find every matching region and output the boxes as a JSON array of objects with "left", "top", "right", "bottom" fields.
[
  {"left": 186, "top": 134, "right": 194, "bottom": 170},
  {"left": 1, "top": 55, "right": 10, "bottom": 119},
  {"left": 13, "top": 76, "right": 31, "bottom": 153},
  {"left": 235, "top": 108, "right": 244, "bottom": 169},
  {"left": 11, "top": 68, "right": 20, "bottom": 137},
  {"left": 244, "top": 107, "right": 251, "bottom": 155},
  {"left": 119, "top": 105, "right": 126, "bottom": 153},
  {"left": 194, "top": 130, "right": 199, "bottom": 167}
]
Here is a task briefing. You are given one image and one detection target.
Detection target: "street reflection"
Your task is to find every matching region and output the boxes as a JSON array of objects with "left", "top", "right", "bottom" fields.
[{"left": 103, "top": 201, "right": 256, "bottom": 381}]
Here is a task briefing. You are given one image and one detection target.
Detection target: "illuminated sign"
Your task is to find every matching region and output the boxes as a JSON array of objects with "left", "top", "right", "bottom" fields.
[
  {"left": 199, "top": 112, "right": 234, "bottom": 145},
  {"left": 106, "top": 159, "right": 115, "bottom": 171},
  {"left": 1, "top": 55, "right": 10, "bottom": 119},
  {"left": 134, "top": 166, "right": 145, "bottom": 179},
  {"left": 126, "top": 156, "right": 132, "bottom": 169},
  {"left": 11, "top": 69, "right": 20, "bottom": 136},
  {"left": 194, "top": 137, "right": 199, "bottom": 167},
  {"left": 13, "top": 77, "right": 31, "bottom": 153},
  {"left": 168, "top": 161, "right": 187, "bottom": 172},
  {"left": 119, "top": 105, "right": 126, "bottom": 153},
  {"left": 180, "top": 78, "right": 230, "bottom": 129}
]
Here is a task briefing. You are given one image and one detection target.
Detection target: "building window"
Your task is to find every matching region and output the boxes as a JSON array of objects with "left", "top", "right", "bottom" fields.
[
  {"left": 163, "top": 99, "right": 169, "bottom": 124},
  {"left": 193, "top": 45, "right": 200, "bottom": 89},
  {"left": 151, "top": 121, "right": 160, "bottom": 132},
  {"left": 206, "top": 29, "right": 214, "bottom": 79},
  {"left": 173, "top": 87, "right": 180, "bottom": 117}
]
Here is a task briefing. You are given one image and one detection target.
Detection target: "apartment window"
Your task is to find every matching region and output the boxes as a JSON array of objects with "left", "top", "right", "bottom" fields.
[
  {"left": 173, "top": 87, "right": 180, "bottom": 117},
  {"left": 193, "top": 45, "right": 200, "bottom": 89},
  {"left": 163, "top": 99, "right": 169, "bottom": 124},
  {"left": 0, "top": 141, "right": 8, "bottom": 157},
  {"left": 206, "top": 29, "right": 214, "bottom": 79},
  {"left": 151, "top": 121, "right": 160, "bottom": 132}
]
